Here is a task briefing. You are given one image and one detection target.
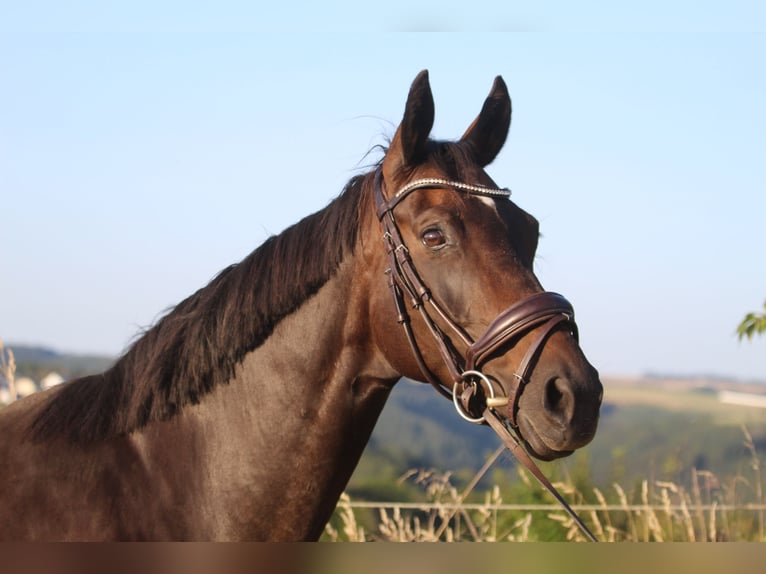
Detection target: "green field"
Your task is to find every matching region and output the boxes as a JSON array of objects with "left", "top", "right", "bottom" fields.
[
  {"left": 339, "top": 377, "right": 766, "bottom": 540},
  {"left": 349, "top": 377, "right": 766, "bottom": 501}
]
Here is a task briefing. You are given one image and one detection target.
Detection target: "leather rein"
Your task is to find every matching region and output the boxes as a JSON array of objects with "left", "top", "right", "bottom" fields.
[{"left": 374, "top": 170, "right": 598, "bottom": 541}]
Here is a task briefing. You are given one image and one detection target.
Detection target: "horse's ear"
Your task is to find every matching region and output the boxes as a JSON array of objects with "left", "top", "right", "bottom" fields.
[
  {"left": 385, "top": 70, "right": 434, "bottom": 173},
  {"left": 460, "top": 76, "right": 511, "bottom": 167}
]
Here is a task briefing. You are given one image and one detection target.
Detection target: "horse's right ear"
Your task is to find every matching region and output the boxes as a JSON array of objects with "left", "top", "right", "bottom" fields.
[{"left": 384, "top": 70, "right": 434, "bottom": 176}]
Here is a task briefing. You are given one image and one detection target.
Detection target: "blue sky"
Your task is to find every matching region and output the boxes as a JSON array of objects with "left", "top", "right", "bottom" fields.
[{"left": 1, "top": 4, "right": 765, "bottom": 381}]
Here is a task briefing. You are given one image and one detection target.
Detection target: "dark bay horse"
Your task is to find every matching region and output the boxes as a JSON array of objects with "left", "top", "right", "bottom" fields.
[{"left": 0, "top": 71, "right": 602, "bottom": 540}]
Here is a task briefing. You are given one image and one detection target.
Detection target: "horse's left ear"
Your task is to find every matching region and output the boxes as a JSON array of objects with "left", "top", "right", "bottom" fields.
[{"left": 460, "top": 76, "right": 512, "bottom": 167}]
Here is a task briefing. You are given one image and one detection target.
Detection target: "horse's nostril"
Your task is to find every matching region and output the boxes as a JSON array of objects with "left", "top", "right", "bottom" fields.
[
  {"left": 546, "top": 379, "right": 564, "bottom": 409},
  {"left": 544, "top": 377, "right": 574, "bottom": 424}
]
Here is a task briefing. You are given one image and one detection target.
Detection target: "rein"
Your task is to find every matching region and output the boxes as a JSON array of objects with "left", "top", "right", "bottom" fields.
[{"left": 374, "top": 170, "right": 598, "bottom": 542}]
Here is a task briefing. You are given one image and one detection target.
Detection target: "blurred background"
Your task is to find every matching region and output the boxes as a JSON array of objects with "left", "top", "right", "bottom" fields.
[{"left": 2, "top": 2, "right": 765, "bottom": 540}]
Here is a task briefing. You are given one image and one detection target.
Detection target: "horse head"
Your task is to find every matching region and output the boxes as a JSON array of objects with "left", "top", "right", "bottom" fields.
[{"left": 368, "top": 71, "right": 602, "bottom": 461}]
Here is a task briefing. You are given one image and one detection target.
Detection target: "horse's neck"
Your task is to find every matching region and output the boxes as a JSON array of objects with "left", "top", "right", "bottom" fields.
[{"left": 156, "top": 261, "right": 398, "bottom": 540}]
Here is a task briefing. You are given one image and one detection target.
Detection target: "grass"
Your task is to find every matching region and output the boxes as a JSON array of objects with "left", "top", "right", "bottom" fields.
[{"left": 325, "top": 427, "right": 766, "bottom": 542}]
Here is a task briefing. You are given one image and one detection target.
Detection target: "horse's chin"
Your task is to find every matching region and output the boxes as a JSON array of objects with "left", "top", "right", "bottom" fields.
[{"left": 516, "top": 415, "right": 574, "bottom": 462}]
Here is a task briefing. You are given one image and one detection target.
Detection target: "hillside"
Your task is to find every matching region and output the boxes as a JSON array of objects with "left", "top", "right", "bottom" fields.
[
  {"left": 348, "top": 375, "right": 766, "bottom": 499},
  {"left": 7, "top": 344, "right": 113, "bottom": 382}
]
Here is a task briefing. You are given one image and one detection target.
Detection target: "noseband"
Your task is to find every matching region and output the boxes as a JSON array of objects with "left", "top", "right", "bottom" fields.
[
  {"left": 374, "top": 170, "right": 578, "bottom": 425},
  {"left": 374, "top": 170, "right": 597, "bottom": 541}
]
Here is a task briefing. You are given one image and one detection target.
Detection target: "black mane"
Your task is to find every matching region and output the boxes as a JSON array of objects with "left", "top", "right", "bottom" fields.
[
  {"left": 30, "top": 140, "right": 479, "bottom": 444},
  {"left": 31, "top": 173, "right": 370, "bottom": 443}
]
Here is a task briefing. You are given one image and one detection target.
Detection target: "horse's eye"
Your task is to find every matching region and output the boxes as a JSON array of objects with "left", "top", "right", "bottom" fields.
[{"left": 421, "top": 228, "right": 447, "bottom": 250}]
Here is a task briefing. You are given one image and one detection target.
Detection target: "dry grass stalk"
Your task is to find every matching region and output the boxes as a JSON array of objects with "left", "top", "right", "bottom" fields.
[
  {"left": 327, "top": 468, "right": 542, "bottom": 541},
  {"left": 0, "top": 339, "right": 16, "bottom": 403},
  {"left": 691, "top": 468, "right": 707, "bottom": 540},
  {"left": 324, "top": 493, "right": 366, "bottom": 542},
  {"left": 709, "top": 500, "right": 718, "bottom": 541},
  {"left": 592, "top": 487, "right": 616, "bottom": 541},
  {"left": 742, "top": 425, "right": 765, "bottom": 539},
  {"left": 432, "top": 444, "right": 505, "bottom": 540},
  {"left": 613, "top": 482, "right": 638, "bottom": 541}
]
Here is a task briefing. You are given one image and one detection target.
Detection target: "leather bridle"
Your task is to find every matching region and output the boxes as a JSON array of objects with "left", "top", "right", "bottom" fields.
[
  {"left": 374, "top": 169, "right": 579, "bottom": 424},
  {"left": 374, "top": 169, "right": 598, "bottom": 541}
]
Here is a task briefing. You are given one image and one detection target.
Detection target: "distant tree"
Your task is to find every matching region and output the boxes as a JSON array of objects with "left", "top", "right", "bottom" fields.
[{"left": 737, "top": 301, "right": 766, "bottom": 341}]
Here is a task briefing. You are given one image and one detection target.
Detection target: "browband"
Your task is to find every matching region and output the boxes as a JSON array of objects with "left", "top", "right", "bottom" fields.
[{"left": 376, "top": 175, "right": 510, "bottom": 219}]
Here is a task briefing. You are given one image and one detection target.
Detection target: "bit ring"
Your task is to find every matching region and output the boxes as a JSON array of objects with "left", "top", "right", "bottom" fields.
[{"left": 453, "top": 370, "right": 506, "bottom": 424}]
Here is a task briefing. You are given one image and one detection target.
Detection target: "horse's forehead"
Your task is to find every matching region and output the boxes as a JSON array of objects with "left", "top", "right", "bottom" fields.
[{"left": 415, "top": 153, "right": 490, "bottom": 183}]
